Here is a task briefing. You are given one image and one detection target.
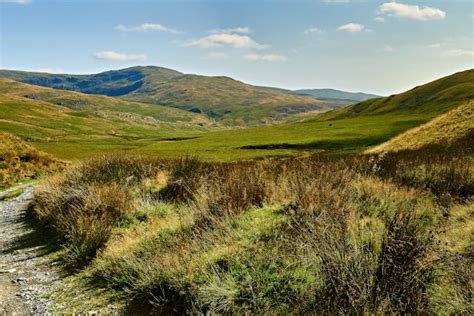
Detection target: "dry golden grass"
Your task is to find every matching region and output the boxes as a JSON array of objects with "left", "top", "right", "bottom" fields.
[
  {"left": 368, "top": 101, "right": 474, "bottom": 153},
  {"left": 32, "top": 150, "right": 473, "bottom": 313},
  {"left": 0, "top": 131, "right": 60, "bottom": 189}
]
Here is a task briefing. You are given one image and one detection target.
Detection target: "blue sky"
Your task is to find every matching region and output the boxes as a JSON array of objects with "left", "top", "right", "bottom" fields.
[{"left": 1, "top": 0, "right": 472, "bottom": 95}]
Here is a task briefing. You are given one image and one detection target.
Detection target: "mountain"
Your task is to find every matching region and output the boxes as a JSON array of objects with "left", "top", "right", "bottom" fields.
[
  {"left": 367, "top": 100, "right": 473, "bottom": 153},
  {"left": 0, "top": 66, "right": 182, "bottom": 96},
  {"left": 293, "top": 88, "right": 380, "bottom": 102},
  {"left": 0, "top": 67, "right": 338, "bottom": 125},
  {"left": 319, "top": 69, "right": 474, "bottom": 121}
]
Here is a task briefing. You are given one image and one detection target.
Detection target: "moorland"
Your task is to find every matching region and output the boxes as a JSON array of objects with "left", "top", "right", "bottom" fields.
[{"left": 0, "top": 67, "right": 472, "bottom": 314}]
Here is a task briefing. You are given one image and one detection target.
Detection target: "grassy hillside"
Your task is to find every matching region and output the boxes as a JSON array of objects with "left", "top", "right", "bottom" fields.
[
  {"left": 0, "top": 67, "right": 338, "bottom": 125},
  {"left": 0, "top": 132, "right": 60, "bottom": 189},
  {"left": 369, "top": 101, "right": 474, "bottom": 153},
  {"left": 0, "top": 79, "right": 208, "bottom": 159},
  {"left": 0, "top": 78, "right": 210, "bottom": 125},
  {"left": 293, "top": 88, "right": 380, "bottom": 102},
  {"left": 122, "top": 74, "right": 334, "bottom": 124},
  {"left": 320, "top": 69, "right": 474, "bottom": 120}
]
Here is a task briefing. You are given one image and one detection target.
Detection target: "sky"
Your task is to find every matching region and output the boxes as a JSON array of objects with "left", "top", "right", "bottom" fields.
[{"left": 0, "top": 0, "right": 473, "bottom": 95}]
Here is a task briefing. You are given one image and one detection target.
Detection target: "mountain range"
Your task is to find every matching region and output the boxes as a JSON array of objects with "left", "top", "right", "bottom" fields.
[{"left": 0, "top": 66, "right": 377, "bottom": 125}]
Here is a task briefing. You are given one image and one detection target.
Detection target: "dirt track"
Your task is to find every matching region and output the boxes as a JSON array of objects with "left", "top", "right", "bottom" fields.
[{"left": 0, "top": 185, "right": 60, "bottom": 314}]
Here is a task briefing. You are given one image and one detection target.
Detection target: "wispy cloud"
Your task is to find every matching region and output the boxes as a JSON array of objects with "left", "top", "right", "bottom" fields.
[
  {"left": 116, "top": 23, "right": 183, "bottom": 34},
  {"left": 94, "top": 51, "right": 146, "bottom": 61},
  {"left": 383, "top": 45, "right": 394, "bottom": 52},
  {"left": 337, "top": 23, "right": 370, "bottom": 33},
  {"left": 303, "top": 27, "right": 323, "bottom": 35},
  {"left": 244, "top": 53, "right": 287, "bottom": 62},
  {"left": 0, "top": 0, "right": 32, "bottom": 4},
  {"left": 445, "top": 49, "right": 474, "bottom": 57},
  {"left": 206, "top": 52, "right": 230, "bottom": 60},
  {"left": 183, "top": 34, "right": 267, "bottom": 49},
  {"left": 379, "top": 2, "right": 446, "bottom": 21},
  {"left": 208, "top": 27, "right": 251, "bottom": 34},
  {"left": 429, "top": 43, "right": 444, "bottom": 48},
  {"left": 374, "top": 16, "right": 385, "bottom": 22}
]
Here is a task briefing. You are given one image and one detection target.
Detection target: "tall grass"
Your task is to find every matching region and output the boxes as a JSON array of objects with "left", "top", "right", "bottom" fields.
[{"left": 32, "top": 143, "right": 473, "bottom": 312}]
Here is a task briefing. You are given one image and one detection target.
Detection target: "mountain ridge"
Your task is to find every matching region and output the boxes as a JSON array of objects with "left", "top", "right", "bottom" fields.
[
  {"left": 0, "top": 67, "right": 358, "bottom": 125},
  {"left": 293, "top": 88, "right": 380, "bottom": 102}
]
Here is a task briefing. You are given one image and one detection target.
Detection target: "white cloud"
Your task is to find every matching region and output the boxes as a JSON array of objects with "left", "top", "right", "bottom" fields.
[
  {"left": 303, "top": 27, "right": 323, "bottom": 35},
  {"left": 379, "top": 2, "right": 446, "bottom": 21},
  {"left": 94, "top": 51, "right": 146, "bottom": 61},
  {"left": 183, "top": 34, "right": 267, "bottom": 49},
  {"left": 445, "top": 49, "right": 474, "bottom": 57},
  {"left": 208, "top": 27, "right": 251, "bottom": 34},
  {"left": 383, "top": 45, "right": 394, "bottom": 52},
  {"left": 206, "top": 52, "right": 229, "bottom": 60},
  {"left": 0, "top": 0, "right": 31, "bottom": 4},
  {"left": 337, "top": 23, "right": 369, "bottom": 33},
  {"left": 244, "top": 53, "right": 287, "bottom": 62},
  {"left": 374, "top": 16, "right": 385, "bottom": 22},
  {"left": 429, "top": 43, "right": 444, "bottom": 48},
  {"left": 116, "top": 23, "right": 182, "bottom": 34}
]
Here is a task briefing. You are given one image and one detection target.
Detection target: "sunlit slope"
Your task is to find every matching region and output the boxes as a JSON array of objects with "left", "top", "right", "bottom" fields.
[
  {"left": 122, "top": 74, "right": 333, "bottom": 124},
  {"left": 0, "top": 80, "right": 207, "bottom": 159},
  {"left": 319, "top": 69, "right": 474, "bottom": 120},
  {"left": 368, "top": 101, "right": 474, "bottom": 153},
  {"left": 0, "top": 78, "right": 210, "bottom": 126}
]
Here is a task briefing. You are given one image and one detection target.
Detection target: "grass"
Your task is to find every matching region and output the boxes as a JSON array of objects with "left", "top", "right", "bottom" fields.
[
  {"left": 31, "top": 139, "right": 473, "bottom": 313},
  {"left": 0, "top": 131, "right": 60, "bottom": 189},
  {"left": 369, "top": 100, "right": 474, "bottom": 152},
  {"left": 1, "top": 70, "right": 472, "bottom": 160}
]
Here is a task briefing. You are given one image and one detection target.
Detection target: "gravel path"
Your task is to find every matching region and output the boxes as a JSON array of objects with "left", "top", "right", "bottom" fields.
[{"left": 0, "top": 185, "right": 61, "bottom": 315}]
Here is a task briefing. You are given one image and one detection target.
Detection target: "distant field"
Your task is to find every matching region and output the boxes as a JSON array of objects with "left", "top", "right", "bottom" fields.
[{"left": 27, "top": 113, "right": 427, "bottom": 161}]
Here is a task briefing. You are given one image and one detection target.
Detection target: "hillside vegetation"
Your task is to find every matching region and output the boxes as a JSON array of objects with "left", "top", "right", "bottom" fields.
[
  {"left": 0, "top": 132, "right": 59, "bottom": 189},
  {"left": 369, "top": 100, "right": 474, "bottom": 153},
  {"left": 0, "top": 67, "right": 348, "bottom": 125}
]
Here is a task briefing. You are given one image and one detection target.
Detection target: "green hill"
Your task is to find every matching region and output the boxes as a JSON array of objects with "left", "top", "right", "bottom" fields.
[
  {"left": 0, "top": 79, "right": 207, "bottom": 159},
  {"left": 319, "top": 69, "right": 474, "bottom": 120},
  {"left": 0, "top": 67, "right": 338, "bottom": 125}
]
